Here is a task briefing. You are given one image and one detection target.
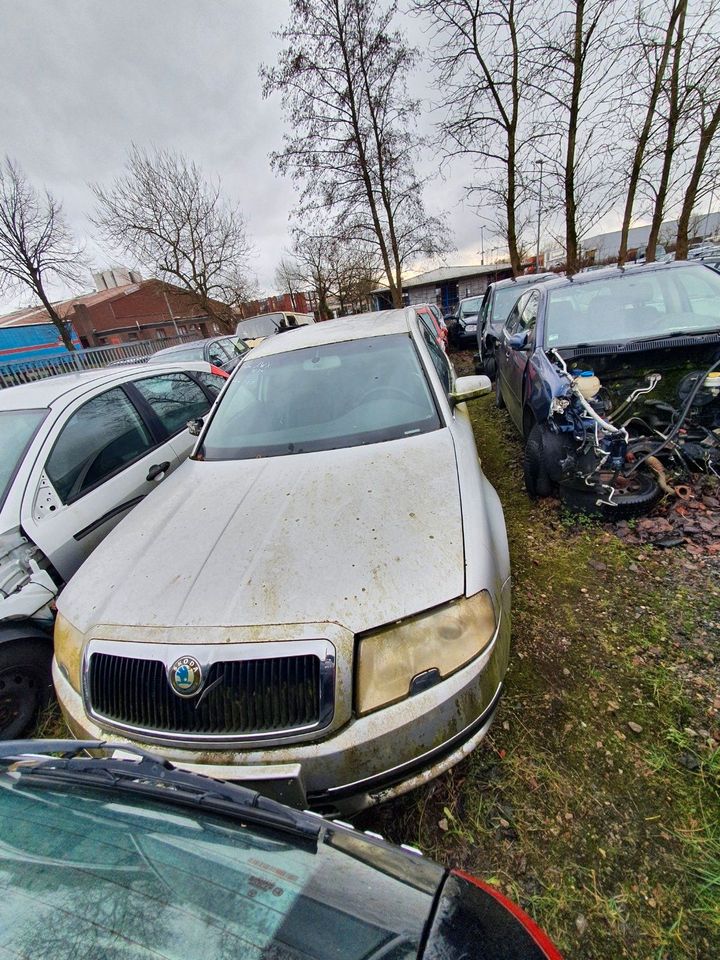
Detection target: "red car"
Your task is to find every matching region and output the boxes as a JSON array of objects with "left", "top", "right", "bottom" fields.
[{"left": 415, "top": 303, "right": 449, "bottom": 351}]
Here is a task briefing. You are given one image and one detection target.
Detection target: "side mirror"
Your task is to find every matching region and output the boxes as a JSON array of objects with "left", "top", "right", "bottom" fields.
[
  {"left": 187, "top": 417, "right": 204, "bottom": 436},
  {"left": 449, "top": 375, "right": 492, "bottom": 405},
  {"left": 508, "top": 331, "right": 529, "bottom": 351}
]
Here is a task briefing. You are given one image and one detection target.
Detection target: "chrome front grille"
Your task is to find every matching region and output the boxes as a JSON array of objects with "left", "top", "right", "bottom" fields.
[{"left": 84, "top": 640, "right": 335, "bottom": 742}]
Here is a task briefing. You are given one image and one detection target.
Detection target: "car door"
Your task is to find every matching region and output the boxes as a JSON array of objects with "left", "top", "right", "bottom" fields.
[
  {"left": 21, "top": 372, "right": 218, "bottom": 582},
  {"left": 21, "top": 385, "right": 182, "bottom": 582},
  {"left": 496, "top": 295, "right": 525, "bottom": 418},
  {"left": 502, "top": 292, "right": 540, "bottom": 433},
  {"left": 477, "top": 287, "right": 492, "bottom": 354}
]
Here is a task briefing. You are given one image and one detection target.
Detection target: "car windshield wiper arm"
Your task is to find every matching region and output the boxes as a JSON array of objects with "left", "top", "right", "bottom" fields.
[
  {"left": 0, "top": 740, "right": 321, "bottom": 842},
  {"left": 623, "top": 329, "right": 720, "bottom": 346}
]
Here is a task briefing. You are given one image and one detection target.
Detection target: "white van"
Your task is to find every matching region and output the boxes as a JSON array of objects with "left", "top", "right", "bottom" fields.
[{"left": 234, "top": 311, "right": 316, "bottom": 345}]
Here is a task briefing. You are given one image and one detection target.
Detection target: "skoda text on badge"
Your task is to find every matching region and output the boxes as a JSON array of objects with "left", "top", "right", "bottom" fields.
[{"left": 169, "top": 656, "right": 203, "bottom": 697}]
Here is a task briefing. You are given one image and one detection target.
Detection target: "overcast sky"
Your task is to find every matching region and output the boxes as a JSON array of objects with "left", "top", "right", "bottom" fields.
[{"left": 1, "top": 0, "right": 498, "bottom": 310}]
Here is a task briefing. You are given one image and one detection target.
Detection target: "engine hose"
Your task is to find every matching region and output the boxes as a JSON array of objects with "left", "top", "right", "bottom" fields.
[
  {"left": 628, "top": 354, "right": 720, "bottom": 476},
  {"left": 572, "top": 385, "right": 629, "bottom": 438}
]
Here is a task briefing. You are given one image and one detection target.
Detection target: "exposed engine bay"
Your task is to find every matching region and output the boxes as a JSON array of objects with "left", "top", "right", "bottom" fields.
[{"left": 542, "top": 345, "right": 720, "bottom": 513}]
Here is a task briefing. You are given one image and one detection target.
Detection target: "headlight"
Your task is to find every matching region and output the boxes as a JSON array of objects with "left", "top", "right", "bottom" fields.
[
  {"left": 355, "top": 591, "right": 497, "bottom": 716},
  {"left": 54, "top": 612, "right": 85, "bottom": 691}
]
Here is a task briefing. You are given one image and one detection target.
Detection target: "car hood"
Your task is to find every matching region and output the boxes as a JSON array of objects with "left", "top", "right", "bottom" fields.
[{"left": 60, "top": 429, "right": 465, "bottom": 636}]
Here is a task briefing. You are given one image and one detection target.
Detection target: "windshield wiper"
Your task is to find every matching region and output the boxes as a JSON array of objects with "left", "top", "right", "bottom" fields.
[
  {"left": 0, "top": 740, "right": 321, "bottom": 842},
  {"left": 624, "top": 329, "right": 720, "bottom": 345}
]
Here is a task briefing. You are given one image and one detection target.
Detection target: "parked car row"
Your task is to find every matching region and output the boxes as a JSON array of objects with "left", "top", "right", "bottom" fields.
[{"left": 1, "top": 309, "right": 569, "bottom": 957}]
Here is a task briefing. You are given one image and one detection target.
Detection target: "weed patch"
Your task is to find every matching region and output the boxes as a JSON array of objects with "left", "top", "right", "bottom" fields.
[{"left": 364, "top": 396, "right": 720, "bottom": 960}]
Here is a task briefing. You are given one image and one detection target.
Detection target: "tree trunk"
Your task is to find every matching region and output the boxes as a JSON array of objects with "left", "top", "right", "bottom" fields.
[
  {"left": 506, "top": 136, "right": 522, "bottom": 276},
  {"left": 675, "top": 103, "right": 720, "bottom": 259},
  {"left": 646, "top": 2, "right": 686, "bottom": 262},
  {"left": 564, "top": 0, "right": 585, "bottom": 275},
  {"left": 618, "top": 1, "right": 684, "bottom": 266}
]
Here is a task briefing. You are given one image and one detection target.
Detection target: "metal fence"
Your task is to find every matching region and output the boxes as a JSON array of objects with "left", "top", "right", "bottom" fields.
[{"left": 0, "top": 334, "right": 201, "bottom": 390}]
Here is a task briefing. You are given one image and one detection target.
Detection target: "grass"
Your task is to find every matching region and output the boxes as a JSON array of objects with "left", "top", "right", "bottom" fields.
[{"left": 364, "top": 395, "right": 720, "bottom": 960}]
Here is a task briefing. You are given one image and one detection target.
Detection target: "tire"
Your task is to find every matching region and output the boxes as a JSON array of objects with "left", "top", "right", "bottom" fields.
[
  {"left": 523, "top": 424, "right": 553, "bottom": 498},
  {"left": 559, "top": 470, "right": 662, "bottom": 520},
  {"left": 495, "top": 375, "right": 505, "bottom": 408},
  {"left": 484, "top": 354, "right": 497, "bottom": 380},
  {"left": 0, "top": 639, "right": 53, "bottom": 740}
]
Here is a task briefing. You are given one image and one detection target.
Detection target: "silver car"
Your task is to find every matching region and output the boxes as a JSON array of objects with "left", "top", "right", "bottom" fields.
[
  {"left": 0, "top": 362, "right": 228, "bottom": 737},
  {"left": 54, "top": 309, "right": 511, "bottom": 813}
]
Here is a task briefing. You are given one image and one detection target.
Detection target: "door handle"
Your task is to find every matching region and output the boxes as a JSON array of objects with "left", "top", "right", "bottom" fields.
[{"left": 146, "top": 461, "right": 170, "bottom": 482}]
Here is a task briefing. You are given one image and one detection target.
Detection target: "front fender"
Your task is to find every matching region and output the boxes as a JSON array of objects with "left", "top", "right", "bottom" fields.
[{"left": 525, "top": 348, "right": 572, "bottom": 423}]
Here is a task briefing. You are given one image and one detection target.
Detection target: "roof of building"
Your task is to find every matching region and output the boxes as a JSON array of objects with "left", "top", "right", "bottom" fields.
[
  {"left": 0, "top": 283, "right": 143, "bottom": 329},
  {"left": 373, "top": 263, "right": 513, "bottom": 294},
  {"left": 250, "top": 309, "right": 410, "bottom": 359}
]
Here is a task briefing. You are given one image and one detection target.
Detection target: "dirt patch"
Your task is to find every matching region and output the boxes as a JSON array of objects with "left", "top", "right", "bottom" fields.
[{"left": 362, "top": 392, "right": 720, "bottom": 960}]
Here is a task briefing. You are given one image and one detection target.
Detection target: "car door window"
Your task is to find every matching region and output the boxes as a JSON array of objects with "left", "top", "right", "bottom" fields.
[
  {"left": 505, "top": 294, "right": 528, "bottom": 335},
  {"left": 133, "top": 373, "right": 212, "bottom": 436},
  {"left": 420, "top": 323, "right": 451, "bottom": 392},
  {"left": 192, "top": 370, "right": 227, "bottom": 399},
  {"left": 417, "top": 310, "right": 437, "bottom": 340},
  {"left": 519, "top": 292, "right": 540, "bottom": 336},
  {"left": 46, "top": 388, "right": 155, "bottom": 504},
  {"left": 207, "top": 342, "right": 230, "bottom": 366}
]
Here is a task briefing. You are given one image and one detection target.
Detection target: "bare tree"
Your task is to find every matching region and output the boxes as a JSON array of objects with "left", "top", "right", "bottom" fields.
[
  {"left": 617, "top": 0, "right": 686, "bottom": 265},
  {"left": 537, "top": 0, "right": 626, "bottom": 274},
  {"left": 0, "top": 157, "right": 85, "bottom": 351},
  {"left": 644, "top": 0, "right": 688, "bottom": 261},
  {"left": 287, "top": 230, "right": 336, "bottom": 320},
  {"left": 92, "top": 146, "right": 254, "bottom": 333},
  {"left": 274, "top": 257, "right": 301, "bottom": 310},
  {"left": 262, "top": 0, "right": 447, "bottom": 308},
  {"left": 414, "top": 0, "right": 541, "bottom": 276}
]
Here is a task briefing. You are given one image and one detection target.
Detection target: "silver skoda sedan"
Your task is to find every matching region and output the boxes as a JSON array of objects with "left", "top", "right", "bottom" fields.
[{"left": 54, "top": 309, "right": 511, "bottom": 813}]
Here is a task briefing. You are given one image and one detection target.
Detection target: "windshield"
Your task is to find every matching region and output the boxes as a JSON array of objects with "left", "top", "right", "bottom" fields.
[
  {"left": 546, "top": 265, "right": 720, "bottom": 348},
  {"left": 0, "top": 774, "right": 428, "bottom": 960},
  {"left": 459, "top": 297, "right": 483, "bottom": 318},
  {"left": 235, "top": 315, "right": 282, "bottom": 338},
  {"left": 0, "top": 408, "right": 46, "bottom": 507},
  {"left": 201, "top": 333, "right": 440, "bottom": 460}
]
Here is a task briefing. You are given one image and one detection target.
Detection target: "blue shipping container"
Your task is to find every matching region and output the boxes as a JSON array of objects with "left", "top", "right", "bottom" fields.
[{"left": 0, "top": 322, "right": 82, "bottom": 370}]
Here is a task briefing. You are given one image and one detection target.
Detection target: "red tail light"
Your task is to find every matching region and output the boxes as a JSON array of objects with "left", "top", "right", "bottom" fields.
[{"left": 210, "top": 365, "right": 229, "bottom": 378}]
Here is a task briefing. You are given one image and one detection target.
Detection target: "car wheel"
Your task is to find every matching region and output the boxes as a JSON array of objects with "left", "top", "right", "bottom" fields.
[
  {"left": 484, "top": 354, "right": 497, "bottom": 380},
  {"left": 495, "top": 375, "right": 505, "bottom": 409},
  {"left": 523, "top": 425, "right": 553, "bottom": 498},
  {"left": 0, "top": 640, "right": 53, "bottom": 740},
  {"left": 559, "top": 470, "right": 662, "bottom": 520}
]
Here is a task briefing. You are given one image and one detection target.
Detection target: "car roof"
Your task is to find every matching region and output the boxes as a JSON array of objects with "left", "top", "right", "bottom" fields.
[
  {"left": 151, "top": 341, "right": 206, "bottom": 357},
  {"left": 249, "top": 309, "right": 411, "bottom": 358},
  {"left": 0, "top": 361, "right": 213, "bottom": 410},
  {"left": 540, "top": 259, "right": 708, "bottom": 291},
  {"left": 491, "top": 272, "right": 555, "bottom": 290}
]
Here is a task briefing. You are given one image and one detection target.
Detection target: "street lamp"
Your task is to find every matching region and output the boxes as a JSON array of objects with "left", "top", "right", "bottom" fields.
[{"left": 536, "top": 159, "right": 543, "bottom": 273}]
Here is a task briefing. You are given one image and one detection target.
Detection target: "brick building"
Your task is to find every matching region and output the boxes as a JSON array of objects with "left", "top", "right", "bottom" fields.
[
  {"left": 0, "top": 277, "right": 231, "bottom": 347},
  {"left": 235, "top": 290, "right": 314, "bottom": 320}
]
